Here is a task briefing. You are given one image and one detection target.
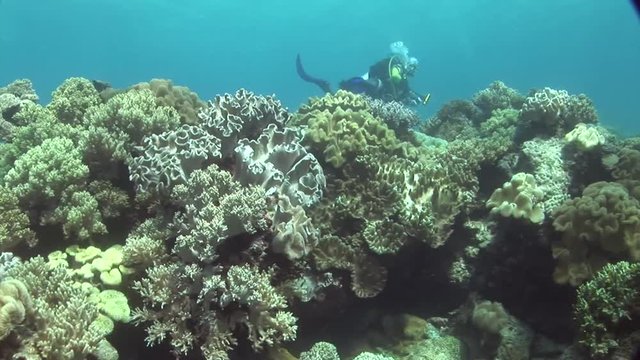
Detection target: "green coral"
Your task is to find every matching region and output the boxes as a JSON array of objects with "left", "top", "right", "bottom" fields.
[
  {"left": 552, "top": 181, "right": 640, "bottom": 285},
  {"left": 47, "top": 190, "right": 107, "bottom": 241},
  {"left": 292, "top": 91, "right": 400, "bottom": 167},
  {"left": 132, "top": 78, "right": 205, "bottom": 125},
  {"left": 81, "top": 88, "right": 181, "bottom": 164},
  {"left": 296, "top": 89, "right": 369, "bottom": 114},
  {"left": 0, "top": 185, "right": 36, "bottom": 250},
  {"left": 47, "top": 77, "right": 101, "bottom": 125},
  {"left": 574, "top": 261, "right": 640, "bottom": 358},
  {"left": 4, "top": 137, "right": 88, "bottom": 209},
  {"left": 6, "top": 257, "right": 115, "bottom": 359}
]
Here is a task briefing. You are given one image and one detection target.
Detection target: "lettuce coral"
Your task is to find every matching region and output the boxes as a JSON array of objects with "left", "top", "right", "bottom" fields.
[
  {"left": 551, "top": 181, "right": 640, "bottom": 285},
  {"left": 564, "top": 123, "right": 605, "bottom": 150},
  {"left": 519, "top": 87, "right": 597, "bottom": 137},
  {"left": 132, "top": 78, "right": 205, "bottom": 125},
  {"left": 292, "top": 91, "right": 401, "bottom": 168},
  {"left": 486, "top": 172, "right": 545, "bottom": 224},
  {"left": 0, "top": 278, "right": 32, "bottom": 341}
]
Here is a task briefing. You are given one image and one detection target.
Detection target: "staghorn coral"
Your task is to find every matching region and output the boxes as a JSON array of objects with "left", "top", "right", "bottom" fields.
[
  {"left": 6, "top": 257, "right": 114, "bottom": 359},
  {"left": 574, "top": 261, "right": 640, "bottom": 358},
  {"left": 486, "top": 172, "right": 545, "bottom": 224},
  {"left": 551, "top": 181, "right": 640, "bottom": 285},
  {"left": 132, "top": 78, "right": 205, "bottom": 125}
]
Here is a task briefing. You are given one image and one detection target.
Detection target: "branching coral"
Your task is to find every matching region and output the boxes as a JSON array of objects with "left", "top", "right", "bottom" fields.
[
  {"left": 170, "top": 165, "right": 269, "bottom": 262},
  {"left": 133, "top": 261, "right": 297, "bottom": 359},
  {"left": 5, "top": 257, "right": 114, "bottom": 359},
  {"left": 574, "top": 261, "right": 640, "bottom": 358},
  {"left": 364, "top": 97, "right": 420, "bottom": 133},
  {"left": 4, "top": 137, "right": 88, "bottom": 210}
]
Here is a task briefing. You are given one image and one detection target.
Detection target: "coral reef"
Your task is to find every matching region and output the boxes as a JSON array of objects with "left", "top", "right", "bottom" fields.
[{"left": 0, "top": 76, "right": 637, "bottom": 360}]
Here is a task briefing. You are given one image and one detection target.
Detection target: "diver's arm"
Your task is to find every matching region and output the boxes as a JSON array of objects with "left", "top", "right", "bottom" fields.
[{"left": 405, "top": 89, "right": 431, "bottom": 106}]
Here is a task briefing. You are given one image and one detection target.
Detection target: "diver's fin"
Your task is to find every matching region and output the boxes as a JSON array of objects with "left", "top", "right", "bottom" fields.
[{"left": 296, "top": 54, "right": 332, "bottom": 93}]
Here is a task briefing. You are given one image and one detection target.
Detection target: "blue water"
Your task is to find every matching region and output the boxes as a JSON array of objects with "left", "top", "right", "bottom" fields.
[{"left": 1, "top": 0, "right": 639, "bottom": 134}]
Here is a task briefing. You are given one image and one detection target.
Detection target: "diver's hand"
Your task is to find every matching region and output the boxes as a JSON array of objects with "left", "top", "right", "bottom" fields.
[{"left": 406, "top": 92, "right": 423, "bottom": 106}]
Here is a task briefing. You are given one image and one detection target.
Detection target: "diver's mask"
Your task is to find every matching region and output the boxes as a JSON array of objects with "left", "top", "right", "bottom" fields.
[{"left": 405, "top": 57, "right": 419, "bottom": 77}]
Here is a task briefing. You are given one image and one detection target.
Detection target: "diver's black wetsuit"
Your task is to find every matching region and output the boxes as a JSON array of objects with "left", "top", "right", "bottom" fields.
[
  {"left": 360, "top": 56, "right": 411, "bottom": 102},
  {"left": 297, "top": 54, "right": 422, "bottom": 105}
]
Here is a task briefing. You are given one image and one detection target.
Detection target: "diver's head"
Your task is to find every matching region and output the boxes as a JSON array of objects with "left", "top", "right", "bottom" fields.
[{"left": 405, "top": 57, "right": 419, "bottom": 77}]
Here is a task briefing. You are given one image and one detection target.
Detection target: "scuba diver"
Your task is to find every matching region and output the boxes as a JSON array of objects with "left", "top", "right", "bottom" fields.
[{"left": 296, "top": 41, "right": 431, "bottom": 106}]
